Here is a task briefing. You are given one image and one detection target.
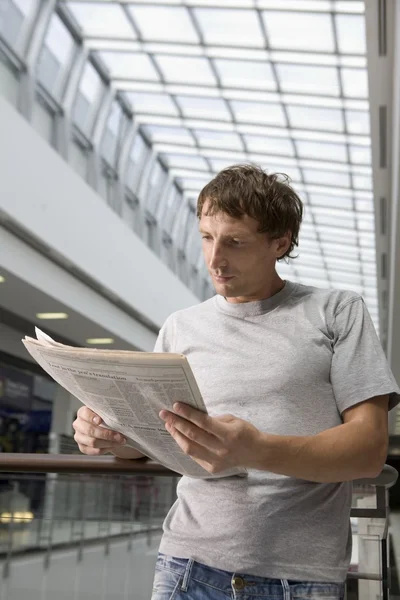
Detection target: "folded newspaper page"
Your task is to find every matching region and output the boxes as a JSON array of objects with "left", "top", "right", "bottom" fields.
[{"left": 22, "top": 329, "right": 246, "bottom": 479}]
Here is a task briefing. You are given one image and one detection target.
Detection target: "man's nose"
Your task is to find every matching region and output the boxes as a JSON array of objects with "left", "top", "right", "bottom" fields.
[{"left": 209, "top": 245, "right": 227, "bottom": 269}]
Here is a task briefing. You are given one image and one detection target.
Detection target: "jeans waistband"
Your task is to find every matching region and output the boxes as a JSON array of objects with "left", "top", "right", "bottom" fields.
[
  {"left": 157, "top": 553, "right": 290, "bottom": 596},
  {"left": 156, "top": 553, "right": 345, "bottom": 598}
]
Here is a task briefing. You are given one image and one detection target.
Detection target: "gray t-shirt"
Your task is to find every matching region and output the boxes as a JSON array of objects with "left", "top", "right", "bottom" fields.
[{"left": 154, "top": 280, "right": 399, "bottom": 583}]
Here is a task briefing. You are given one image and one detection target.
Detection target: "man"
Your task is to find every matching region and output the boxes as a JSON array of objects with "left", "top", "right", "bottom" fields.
[{"left": 73, "top": 165, "right": 399, "bottom": 600}]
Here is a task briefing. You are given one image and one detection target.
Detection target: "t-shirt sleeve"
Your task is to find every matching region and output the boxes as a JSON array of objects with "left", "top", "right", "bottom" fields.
[
  {"left": 330, "top": 296, "right": 400, "bottom": 414},
  {"left": 153, "top": 314, "right": 176, "bottom": 353}
]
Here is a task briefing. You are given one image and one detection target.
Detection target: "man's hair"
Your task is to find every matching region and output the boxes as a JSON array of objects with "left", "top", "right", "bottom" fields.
[{"left": 197, "top": 164, "right": 303, "bottom": 261}]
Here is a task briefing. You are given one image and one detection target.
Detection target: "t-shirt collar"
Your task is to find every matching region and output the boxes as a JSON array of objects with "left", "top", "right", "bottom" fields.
[{"left": 214, "top": 280, "right": 296, "bottom": 317}]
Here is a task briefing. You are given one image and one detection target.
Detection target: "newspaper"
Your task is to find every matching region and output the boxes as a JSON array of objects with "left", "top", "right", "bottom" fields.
[{"left": 22, "top": 329, "right": 246, "bottom": 479}]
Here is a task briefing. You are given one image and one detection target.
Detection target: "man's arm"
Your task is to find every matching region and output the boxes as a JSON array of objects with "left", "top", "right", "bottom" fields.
[
  {"left": 159, "top": 395, "right": 389, "bottom": 483},
  {"left": 253, "top": 395, "right": 389, "bottom": 483}
]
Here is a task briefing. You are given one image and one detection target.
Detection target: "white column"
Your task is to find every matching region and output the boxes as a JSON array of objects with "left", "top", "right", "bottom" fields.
[
  {"left": 50, "top": 385, "right": 78, "bottom": 438},
  {"left": 388, "top": 0, "right": 400, "bottom": 434}
]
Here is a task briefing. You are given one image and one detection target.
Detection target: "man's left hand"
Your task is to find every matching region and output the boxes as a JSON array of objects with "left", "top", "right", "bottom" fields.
[{"left": 159, "top": 402, "right": 264, "bottom": 474}]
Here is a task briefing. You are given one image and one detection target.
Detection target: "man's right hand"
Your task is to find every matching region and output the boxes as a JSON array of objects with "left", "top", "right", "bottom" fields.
[
  {"left": 73, "top": 406, "right": 127, "bottom": 455},
  {"left": 73, "top": 406, "right": 147, "bottom": 459}
]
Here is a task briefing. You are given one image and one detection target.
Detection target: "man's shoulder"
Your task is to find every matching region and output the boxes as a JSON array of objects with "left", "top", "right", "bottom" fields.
[{"left": 291, "top": 281, "right": 362, "bottom": 315}]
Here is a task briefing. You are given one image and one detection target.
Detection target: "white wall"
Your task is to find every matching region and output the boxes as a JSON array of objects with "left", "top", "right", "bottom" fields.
[
  {"left": 0, "top": 227, "right": 157, "bottom": 351},
  {"left": 0, "top": 96, "right": 198, "bottom": 332}
]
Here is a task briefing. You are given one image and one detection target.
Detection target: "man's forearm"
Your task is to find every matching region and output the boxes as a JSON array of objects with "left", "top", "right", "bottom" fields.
[{"left": 253, "top": 421, "right": 387, "bottom": 483}]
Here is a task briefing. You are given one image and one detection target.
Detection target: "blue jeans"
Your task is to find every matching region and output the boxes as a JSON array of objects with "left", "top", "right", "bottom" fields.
[{"left": 151, "top": 553, "right": 346, "bottom": 600}]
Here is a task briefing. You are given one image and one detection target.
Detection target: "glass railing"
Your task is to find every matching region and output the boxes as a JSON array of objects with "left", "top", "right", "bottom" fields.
[
  {"left": 0, "top": 472, "right": 176, "bottom": 554},
  {"left": 0, "top": 454, "right": 397, "bottom": 600}
]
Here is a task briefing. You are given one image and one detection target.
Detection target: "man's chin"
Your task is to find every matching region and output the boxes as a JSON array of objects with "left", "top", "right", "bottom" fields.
[{"left": 214, "top": 280, "right": 238, "bottom": 295}]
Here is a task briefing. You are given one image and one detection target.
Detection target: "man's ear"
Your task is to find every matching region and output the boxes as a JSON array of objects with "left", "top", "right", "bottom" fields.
[{"left": 275, "top": 233, "right": 292, "bottom": 258}]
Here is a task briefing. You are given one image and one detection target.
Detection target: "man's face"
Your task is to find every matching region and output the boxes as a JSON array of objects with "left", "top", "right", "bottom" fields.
[{"left": 199, "top": 201, "right": 289, "bottom": 303}]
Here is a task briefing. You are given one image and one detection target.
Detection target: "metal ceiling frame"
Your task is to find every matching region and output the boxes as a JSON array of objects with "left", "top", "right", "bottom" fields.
[{"left": 1, "top": 0, "right": 386, "bottom": 327}]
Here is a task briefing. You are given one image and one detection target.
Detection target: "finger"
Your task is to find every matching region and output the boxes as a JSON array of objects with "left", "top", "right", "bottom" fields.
[
  {"left": 77, "top": 406, "right": 103, "bottom": 425},
  {"left": 73, "top": 420, "right": 125, "bottom": 445},
  {"left": 164, "top": 417, "right": 220, "bottom": 452},
  {"left": 78, "top": 405, "right": 102, "bottom": 425},
  {"left": 74, "top": 431, "right": 126, "bottom": 449},
  {"left": 77, "top": 443, "right": 108, "bottom": 456},
  {"left": 166, "top": 425, "right": 220, "bottom": 471},
  {"left": 161, "top": 404, "right": 225, "bottom": 439}
]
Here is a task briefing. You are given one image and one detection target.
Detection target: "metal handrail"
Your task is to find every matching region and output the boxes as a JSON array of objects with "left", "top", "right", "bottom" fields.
[
  {"left": 355, "top": 464, "right": 398, "bottom": 489},
  {"left": 0, "top": 455, "right": 397, "bottom": 486},
  {"left": 0, "top": 453, "right": 178, "bottom": 475}
]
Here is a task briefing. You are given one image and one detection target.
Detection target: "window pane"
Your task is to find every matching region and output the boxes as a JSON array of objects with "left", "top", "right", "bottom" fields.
[
  {"left": 128, "top": 6, "right": 199, "bottom": 43},
  {"left": 162, "top": 154, "right": 209, "bottom": 170},
  {"left": 147, "top": 160, "right": 167, "bottom": 214},
  {"left": 37, "top": 13, "right": 75, "bottom": 96},
  {"left": 259, "top": 163, "right": 301, "bottom": 181},
  {"left": 296, "top": 140, "right": 347, "bottom": 161},
  {"left": 355, "top": 197, "right": 373, "bottom": 211},
  {"left": 80, "top": 62, "right": 102, "bottom": 104},
  {"left": 177, "top": 176, "right": 209, "bottom": 191},
  {"left": 194, "top": 8, "right": 265, "bottom": 47},
  {"left": 315, "top": 211, "right": 356, "bottom": 228},
  {"left": 214, "top": 59, "right": 276, "bottom": 91},
  {"left": 258, "top": 1, "right": 332, "bottom": 11},
  {"left": 127, "top": 133, "right": 150, "bottom": 192},
  {"left": 0, "top": 0, "right": 36, "bottom": 48},
  {"left": 325, "top": 257, "right": 362, "bottom": 272},
  {"left": 127, "top": 92, "right": 178, "bottom": 116},
  {"left": 67, "top": 2, "right": 135, "bottom": 38},
  {"left": 287, "top": 105, "right": 344, "bottom": 132},
  {"left": 357, "top": 214, "right": 375, "bottom": 231},
  {"left": 350, "top": 145, "right": 371, "bottom": 164},
  {"left": 155, "top": 55, "right": 216, "bottom": 85},
  {"left": 143, "top": 125, "right": 195, "bottom": 146},
  {"left": 276, "top": 64, "right": 340, "bottom": 95},
  {"left": 353, "top": 174, "right": 372, "bottom": 190},
  {"left": 99, "top": 51, "right": 160, "bottom": 81},
  {"left": 263, "top": 11, "right": 334, "bottom": 52},
  {"left": 177, "top": 95, "right": 231, "bottom": 120},
  {"left": 73, "top": 61, "right": 103, "bottom": 134},
  {"left": 294, "top": 253, "right": 326, "bottom": 268},
  {"left": 195, "top": 129, "right": 243, "bottom": 150},
  {"left": 335, "top": 14, "right": 366, "bottom": 54},
  {"left": 131, "top": 133, "right": 146, "bottom": 163},
  {"left": 341, "top": 68, "right": 368, "bottom": 98},
  {"left": 345, "top": 110, "right": 370, "bottom": 134},
  {"left": 101, "top": 101, "right": 123, "bottom": 165},
  {"left": 303, "top": 169, "right": 350, "bottom": 188},
  {"left": 231, "top": 100, "right": 286, "bottom": 126},
  {"left": 245, "top": 135, "right": 294, "bottom": 155},
  {"left": 321, "top": 242, "right": 360, "bottom": 259},
  {"left": 309, "top": 193, "right": 353, "bottom": 210},
  {"left": 296, "top": 265, "right": 328, "bottom": 279},
  {"left": 161, "top": 186, "right": 182, "bottom": 234}
]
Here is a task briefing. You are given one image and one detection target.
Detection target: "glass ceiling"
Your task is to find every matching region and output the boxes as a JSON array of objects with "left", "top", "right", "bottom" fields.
[{"left": 62, "top": 0, "right": 378, "bottom": 329}]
